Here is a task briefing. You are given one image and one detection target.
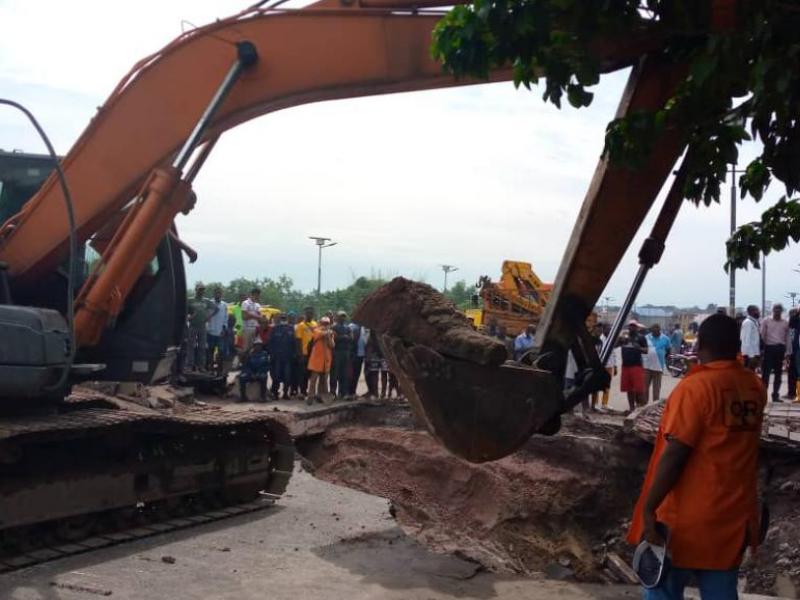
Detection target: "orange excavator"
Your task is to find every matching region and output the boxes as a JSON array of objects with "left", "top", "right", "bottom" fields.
[{"left": 0, "top": 0, "right": 731, "bottom": 546}]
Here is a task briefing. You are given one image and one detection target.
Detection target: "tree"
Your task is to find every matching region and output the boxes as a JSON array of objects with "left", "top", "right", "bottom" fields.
[
  {"left": 431, "top": 1, "right": 800, "bottom": 270},
  {"left": 444, "top": 279, "right": 474, "bottom": 309},
  {"left": 188, "top": 274, "right": 387, "bottom": 317}
]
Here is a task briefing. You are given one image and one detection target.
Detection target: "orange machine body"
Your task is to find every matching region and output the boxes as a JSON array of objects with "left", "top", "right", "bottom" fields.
[{"left": 0, "top": 1, "right": 731, "bottom": 354}]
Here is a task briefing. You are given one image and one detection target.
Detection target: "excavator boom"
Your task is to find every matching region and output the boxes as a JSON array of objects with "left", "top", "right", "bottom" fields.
[{"left": 0, "top": 1, "right": 726, "bottom": 465}]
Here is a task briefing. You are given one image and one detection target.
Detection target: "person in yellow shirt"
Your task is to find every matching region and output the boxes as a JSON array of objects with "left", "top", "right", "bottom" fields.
[
  {"left": 295, "top": 306, "right": 317, "bottom": 396},
  {"left": 307, "top": 317, "right": 335, "bottom": 404}
]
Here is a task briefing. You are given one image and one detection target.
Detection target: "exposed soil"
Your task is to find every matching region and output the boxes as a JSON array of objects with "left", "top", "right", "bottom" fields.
[
  {"left": 353, "top": 277, "right": 507, "bottom": 366},
  {"left": 741, "top": 460, "right": 800, "bottom": 598},
  {"left": 300, "top": 404, "right": 800, "bottom": 596},
  {"left": 301, "top": 410, "right": 650, "bottom": 582}
]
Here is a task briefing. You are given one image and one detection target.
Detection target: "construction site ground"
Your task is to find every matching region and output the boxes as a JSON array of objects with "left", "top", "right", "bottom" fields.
[
  {"left": 0, "top": 371, "right": 794, "bottom": 599},
  {"left": 0, "top": 467, "right": 778, "bottom": 600}
]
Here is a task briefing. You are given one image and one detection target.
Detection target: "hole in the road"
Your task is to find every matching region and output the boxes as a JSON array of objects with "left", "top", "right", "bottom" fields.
[{"left": 297, "top": 403, "right": 650, "bottom": 583}]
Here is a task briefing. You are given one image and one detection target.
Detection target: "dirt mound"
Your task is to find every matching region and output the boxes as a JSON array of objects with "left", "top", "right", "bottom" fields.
[
  {"left": 304, "top": 418, "right": 649, "bottom": 580},
  {"left": 353, "top": 277, "right": 506, "bottom": 366},
  {"left": 353, "top": 277, "right": 565, "bottom": 463}
]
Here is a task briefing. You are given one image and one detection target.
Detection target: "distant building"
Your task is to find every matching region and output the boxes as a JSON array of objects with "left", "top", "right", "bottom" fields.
[{"left": 598, "top": 305, "right": 698, "bottom": 332}]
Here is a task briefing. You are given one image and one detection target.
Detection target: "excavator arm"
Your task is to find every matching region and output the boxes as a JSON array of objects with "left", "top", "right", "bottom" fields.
[
  {"left": 0, "top": 1, "right": 716, "bottom": 460},
  {"left": 354, "top": 56, "right": 690, "bottom": 462}
]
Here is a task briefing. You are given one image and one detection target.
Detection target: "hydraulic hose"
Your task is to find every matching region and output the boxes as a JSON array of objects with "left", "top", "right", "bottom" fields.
[{"left": 0, "top": 99, "right": 77, "bottom": 393}]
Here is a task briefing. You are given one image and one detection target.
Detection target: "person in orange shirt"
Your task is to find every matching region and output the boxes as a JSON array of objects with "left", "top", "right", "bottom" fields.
[
  {"left": 306, "top": 316, "right": 335, "bottom": 404},
  {"left": 627, "top": 313, "right": 766, "bottom": 599}
]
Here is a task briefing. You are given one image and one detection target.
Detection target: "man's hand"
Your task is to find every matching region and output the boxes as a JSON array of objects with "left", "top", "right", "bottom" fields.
[{"left": 642, "top": 510, "right": 665, "bottom": 546}]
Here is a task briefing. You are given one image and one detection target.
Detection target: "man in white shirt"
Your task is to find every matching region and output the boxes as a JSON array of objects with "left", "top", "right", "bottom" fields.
[
  {"left": 241, "top": 288, "right": 263, "bottom": 353},
  {"left": 206, "top": 286, "right": 229, "bottom": 370},
  {"left": 740, "top": 304, "right": 761, "bottom": 371},
  {"left": 760, "top": 303, "right": 792, "bottom": 402},
  {"left": 513, "top": 324, "right": 536, "bottom": 361}
]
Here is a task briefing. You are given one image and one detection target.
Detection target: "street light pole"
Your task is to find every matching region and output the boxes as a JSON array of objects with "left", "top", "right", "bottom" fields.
[
  {"left": 729, "top": 165, "right": 744, "bottom": 316},
  {"left": 762, "top": 253, "right": 766, "bottom": 316},
  {"left": 441, "top": 264, "right": 458, "bottom": 292},
  {"left": 602, "top": 295, "right": 615, "bottom": 316},
  {"left": 309, "top": 236, "right": 337, "bottom": 307}
]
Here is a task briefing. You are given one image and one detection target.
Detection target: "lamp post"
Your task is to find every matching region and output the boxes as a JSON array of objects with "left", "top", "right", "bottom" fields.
[
  {"left": 762, "top": 253, "right": 766, "bottom": 317},
  {"left": 441, "top": 264, "right": 458, "bottom": 292},
  {"left": 729, "top": 164, "right": 745, "bottom": 316},
  {"left": 309, "top": 236, "right": 337, "bottom": 306},
  {"left": 601, "top": 295, "right": 615, "bottom": 317}
]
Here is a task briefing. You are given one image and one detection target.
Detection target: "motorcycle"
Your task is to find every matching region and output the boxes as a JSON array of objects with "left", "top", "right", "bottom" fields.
[{"left": 667, "top": 351, "right": 696, "bottom": 378}]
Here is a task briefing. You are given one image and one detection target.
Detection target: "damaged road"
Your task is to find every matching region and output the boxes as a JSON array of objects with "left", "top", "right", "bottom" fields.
[
  {"left": 0, "top": 466, "right": 647, "bottom": 600},
  {"left": 302, "top": 412, "right": 649, "bottom": 581}
]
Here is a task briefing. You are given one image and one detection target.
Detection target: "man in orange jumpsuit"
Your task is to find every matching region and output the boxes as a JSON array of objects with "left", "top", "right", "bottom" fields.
[
  {"left": 627, "top": 313, "right": 766, "bottom": 599},
  {"left": 306, "top": 316, "right": 334, "bottom": 404}
]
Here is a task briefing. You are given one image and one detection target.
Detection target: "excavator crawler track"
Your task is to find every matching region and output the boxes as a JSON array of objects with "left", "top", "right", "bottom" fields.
[{"left": 0, "top": 389, "right": 294, "bottom": 569}]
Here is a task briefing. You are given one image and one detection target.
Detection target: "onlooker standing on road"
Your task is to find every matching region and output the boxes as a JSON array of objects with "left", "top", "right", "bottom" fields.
[
  {"left": 307, "top": 316, "right": 334, "bottom": 403},
  {"left": 269, "top": 313, "right": 295, "bottom": 399},
  {"left": 365, "top": 333, "right": 386, "bottom": 398},
  {"left": 620, "top": 321, "right": 648, "bottom": 412},
  {"left": 589, "top": 324, "right": 604, "bottom": 411},
  {"left": 231, "top": 293, "right": 246, "bottom": 350},
  {"left": 645, "top": 324, "right": 671, "bottom": 404},
  {"left": 599, "top": 323, "right": 617, "bottom": 410},
  {"left": 349, "top": 323, "right": 364, "bottom": 395},
  {"left": 331, "top": 311, "right": 354, "bottom": 398},
  {"left": 241, "top": 288, "right": 262, "bottom": 352},
  {"left": 513, "top": 324, "right": 536, "bottom": 361},
  {"left": 295, "top": 306, "right": 317, "bottom": 395},
  {"left": 626, "top": 314, "right": 765, "bottom": 599},
  {"left": 760, "top": 303, "right": 791, "bottom": 402},
  {"left": 740, "top": 305, "right": 761, "bottom": 371},
  {"left": 223, "top": 312, "right": 236, "bottom": 361},
  {"left": 669, "top": 323, "right": 684, "bottom": 355},
  {"left": 186, "top": 283, "right": 216, "bottom": 372},
  {"left": 205, "top": 286, "right": 228, "bottom": 371},
  {"left": 287, "top": 312, "right": 301, "bottom": 396},
  {"left": 787, "top": 308, "right": 800, "bottom": 401}
]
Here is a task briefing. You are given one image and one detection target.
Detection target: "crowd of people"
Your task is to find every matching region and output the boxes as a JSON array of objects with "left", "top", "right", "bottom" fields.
[
  {"left": 737, "top": 302, "right": 800, "bottom": 402},
  {"left": 184, "top": 284, "right": 401, "bottom": 403},
  {"left": 486, "top": 316, "right": 683, "bottom": 414},
  {"left": 487, "top": 303, "right": 800, "bottom": 416}
]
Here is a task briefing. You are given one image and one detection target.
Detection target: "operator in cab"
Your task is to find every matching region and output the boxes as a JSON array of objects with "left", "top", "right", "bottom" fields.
[{"left": 627, "top": 313, "right": 766, "bottom": 599}]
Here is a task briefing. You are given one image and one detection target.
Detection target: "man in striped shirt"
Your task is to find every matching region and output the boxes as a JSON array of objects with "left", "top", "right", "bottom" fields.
[{"left": 760, "top": 303, "right": 792, "bottom": 402}]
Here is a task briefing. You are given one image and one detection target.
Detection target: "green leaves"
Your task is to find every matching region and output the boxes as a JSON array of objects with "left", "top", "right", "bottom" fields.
[
  {"left": 432, "top": 0, "right": 800, "bottom": 269},
  {"left": 567, "top": 83, "right": 593, "bottom": 108},
  {"left": 432, "top": 0, "right": 635, "bottom": 109},
  {"left": 726, "top": 197, "right": 800, "bottom": 270}
]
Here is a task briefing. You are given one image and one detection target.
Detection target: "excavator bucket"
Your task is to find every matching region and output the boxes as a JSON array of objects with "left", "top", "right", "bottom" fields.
[{"left": 353, "top": 277, "right": 564, "bottom": 463}]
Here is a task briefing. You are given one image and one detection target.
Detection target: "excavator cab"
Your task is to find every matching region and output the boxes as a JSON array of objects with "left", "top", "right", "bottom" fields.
[{"left": 0, "top": 150, "right": 186, "bottom": 398}]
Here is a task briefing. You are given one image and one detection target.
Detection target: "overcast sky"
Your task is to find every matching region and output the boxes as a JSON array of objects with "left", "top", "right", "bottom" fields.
[{"left": 2, "top": 0, "right": 798, "bottom": 310}]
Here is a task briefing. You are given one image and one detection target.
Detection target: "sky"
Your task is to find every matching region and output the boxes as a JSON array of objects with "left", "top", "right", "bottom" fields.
[{"left": 1, "top": 0, "right": 798, "bottom": 310}]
